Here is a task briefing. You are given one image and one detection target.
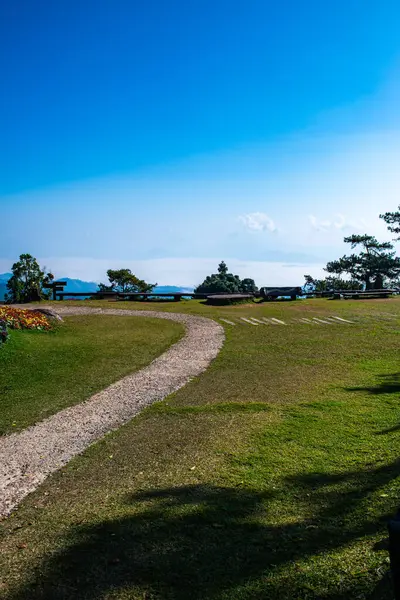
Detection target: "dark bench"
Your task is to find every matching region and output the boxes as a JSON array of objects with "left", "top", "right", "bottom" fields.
[
  {"left": 260, "top": 286, "right": 303, "bottom": 301},
  {"left": 335, "top": 290, "right": 395, "bottom": 300},
  {"left": 56, "top": 291, "right": 210, "bottom": 301},
  {"left": 43, "top": 281, "right": 67, "bottom": 301}
]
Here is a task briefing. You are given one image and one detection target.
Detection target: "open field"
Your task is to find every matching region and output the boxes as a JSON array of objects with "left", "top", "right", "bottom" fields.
[
  {"left": 45, "top": 294, "right": 400, "bottom": 320},
  {"left": 0, "top": 315, "right": 183, "bottom": 434},
  {"left": 1, "top": 298, "right": 400, "bottom": 599}
]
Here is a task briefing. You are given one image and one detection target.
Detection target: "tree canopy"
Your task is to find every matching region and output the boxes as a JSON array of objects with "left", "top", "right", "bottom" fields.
[
  {"left": 99, "top": 269, "right": 156, "bottom": 294},
  {"left": 324, "top": 234, "right": 400, "bottom": 290},
  {"left": 194, "top": 261, "right": 258, "bottom": 295},
  {"left": 306, "top": 232, "right": 400, "bottom": 292},
  {"left": 380, "top": 205, "right": 400, "bottom": 240},
  {"left": 303, "top": 275, "right": 362, "bottom": 293},
  {"left": 5, "top": 254, "right": 54, "bottom": 303}
]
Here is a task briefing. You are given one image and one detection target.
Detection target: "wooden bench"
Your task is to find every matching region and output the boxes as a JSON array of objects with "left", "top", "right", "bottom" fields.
[
  {"left": 43, "top": 281, "right": 67, "bottom": 301},
  {"left": 56, "top": 291, "right": 210, "bottom": 301},
  {"left": 334, "top": 289, "right": 395, "bottom": 300}
]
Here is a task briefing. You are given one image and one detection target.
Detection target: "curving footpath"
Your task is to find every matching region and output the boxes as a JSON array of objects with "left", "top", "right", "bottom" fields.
[{"left": 0, "top": 307, "right": 225, "bottom": 517}]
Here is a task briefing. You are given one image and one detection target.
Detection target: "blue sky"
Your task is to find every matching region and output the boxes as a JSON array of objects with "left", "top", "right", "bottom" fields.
[{"left": 1, "top": 1, "right": 400, "bottom": 286}]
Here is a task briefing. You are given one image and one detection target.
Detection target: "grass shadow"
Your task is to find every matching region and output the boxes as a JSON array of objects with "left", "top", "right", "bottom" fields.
[
  {"left": 8, "top": 463, "right": 399, "bottom": 599},
  {"left": 346, "top": 373, "right": 400, "bottom": 396},
  {"left": 10, "top": 485, "right": 276, "bottom": 599},
  {"left": 346, "top": 373, "right": 400, "bottom": 436}
]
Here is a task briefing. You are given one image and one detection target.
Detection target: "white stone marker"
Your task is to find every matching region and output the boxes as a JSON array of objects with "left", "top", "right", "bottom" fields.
[
  {"left": 240, "top": 317, "right": 259, "bottom": 325},
  {"left": 270, "top": 318, "right": 286, "bottom": 325},
  {"left": 313, "top": 318, "right": 331, "bottom": 324},
  {"left": 331, "top": 316, "right": 354, "bottom": 324},
  {"left": 220, "top": 318, "right": 236, "bottom": 326}
]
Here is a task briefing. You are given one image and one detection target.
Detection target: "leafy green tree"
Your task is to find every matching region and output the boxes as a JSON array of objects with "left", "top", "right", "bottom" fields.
[
  {"left": 5, "top": 254, "right": 54, "bottom": 303},
  {"left": 324, "top": 234, "right": 400, "bottom": 289},
  {"left": 99, "top": 269, "right": 156, "bottom": 294},
  {"left": 194, "top": 261, "right": 258, "bottom": 294},
  {"left": 241, "top": 278, "right": 258, "bottom": 294},
  {"left": 380, "top": 206, "right": 400, "bottom": 239},
  {"left": 303, "top": 275, "right": 362, "bottom": 293},
  {"left": 218, "top": 260, "right": 228, "bottom": 276}
]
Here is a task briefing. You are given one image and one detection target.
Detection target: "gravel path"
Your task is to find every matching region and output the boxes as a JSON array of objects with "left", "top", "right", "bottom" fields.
[{"left": 0, "top": 307, "right": 225, "bottom": 517}]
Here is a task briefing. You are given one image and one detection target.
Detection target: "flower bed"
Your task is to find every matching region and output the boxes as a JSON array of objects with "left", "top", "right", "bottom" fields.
[{"left": 0, "top": 306, "right": 52, "bottom": 331}]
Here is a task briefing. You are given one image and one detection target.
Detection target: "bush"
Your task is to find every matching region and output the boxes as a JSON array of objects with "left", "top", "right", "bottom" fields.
[{"left": 195, "top": 261, "right": 258, "bottom": 295}]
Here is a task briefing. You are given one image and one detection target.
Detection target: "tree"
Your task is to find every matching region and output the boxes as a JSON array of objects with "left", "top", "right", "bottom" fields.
[
  {"left": 218, "top": 261, "right": 228, "bottom": 276},
  {"left": 303, "top": 274, "right": 362, "bottom": 293},
  {"left": 241, "top": 278, "right": 258, "bottom": 294},
  {"left": 380, "top": 206, "right": 400, "bottom": 240},
  {"left": 5, "top": 254, "right": 54, "bottom": 303},
  {"left": 194, "top": 261, "right": 258, "bottom": 294},
  {"left": 324, "top": 234, "right": 400, "bottom": 290},
  {"left": 99, "top": 269, "right": 156, "bottom": 294}
]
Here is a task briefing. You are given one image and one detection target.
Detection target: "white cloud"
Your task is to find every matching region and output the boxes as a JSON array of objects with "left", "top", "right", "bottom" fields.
[
  {"left": 309, "top": 215, "right": 332, "bottom": 232},
  {"left": 238, "top": 212, "right": 277, "bottom": 233},
  {"left": 308, "top": 213, "right": 366, "bottom": 233}
]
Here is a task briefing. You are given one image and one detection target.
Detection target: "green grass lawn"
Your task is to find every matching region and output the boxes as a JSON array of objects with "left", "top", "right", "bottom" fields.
[
  {"left": 0, "top": 315, "right": 183, "bottom": 434},
  {"left": 1, "top": 298, "right": 400, "bottom": 599}
]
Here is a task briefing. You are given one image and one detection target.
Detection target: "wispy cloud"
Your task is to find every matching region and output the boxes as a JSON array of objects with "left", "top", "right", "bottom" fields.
[
  {"left": 238, "top": 212, "right": 277, "bottom": 233},
  {"left": 308, "top": 213, "right": 366, "bottom": 233}
]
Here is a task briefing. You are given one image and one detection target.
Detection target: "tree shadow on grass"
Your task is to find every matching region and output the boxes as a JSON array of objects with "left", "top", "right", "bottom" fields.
[
  {"left": 9, "top": 459, "right": 400, "bottom": 600},
  {"left": 345, "top": 373, "right": 400, "bottom": 436},
  {"left": 346, "top": 373, "right": 400, "bottom": 396}
]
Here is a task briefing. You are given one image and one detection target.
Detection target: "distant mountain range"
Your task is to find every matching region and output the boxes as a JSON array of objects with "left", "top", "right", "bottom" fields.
[
  {"left": 0, "top": 273, "right": 11, "bottom": 301},
  {"left": 0, "top": 274, "right": 193, "bottom": 301}
]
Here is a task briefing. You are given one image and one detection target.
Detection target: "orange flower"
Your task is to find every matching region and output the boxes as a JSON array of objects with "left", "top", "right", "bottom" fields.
[{"left": 0, "top": 307, "right": 52, "bottom": 331}]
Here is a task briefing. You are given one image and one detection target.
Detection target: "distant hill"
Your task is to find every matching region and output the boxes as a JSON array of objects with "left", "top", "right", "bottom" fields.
[
  {"left": 0, "top": 274, "right": 193, "bottom": 300},
  {"left": 0, "top": 273, "right": 11, "bottom": 301},
  {"left": 0, "top": 283, "right": 7, "bottom": 301},
  {"left": 0, "top": 274, "right": 99, "bottom": 301},
  {"left": 61, "top": 278, "right": 99, "bottom": 293}
]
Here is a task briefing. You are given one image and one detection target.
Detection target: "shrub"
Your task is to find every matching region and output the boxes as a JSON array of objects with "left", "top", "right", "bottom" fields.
[{"left": 195, "top": 261, "right": 258, "bottom": 295}]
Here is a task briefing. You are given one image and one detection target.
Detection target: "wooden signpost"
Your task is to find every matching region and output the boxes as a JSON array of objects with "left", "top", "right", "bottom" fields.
[{"left": 43, "top": 281, "right": 67, "bottom": 301}]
